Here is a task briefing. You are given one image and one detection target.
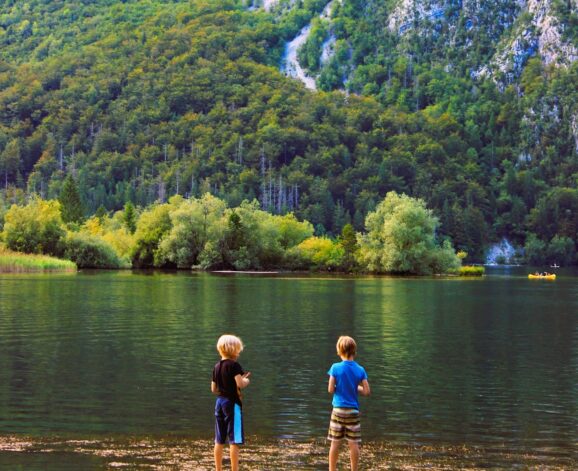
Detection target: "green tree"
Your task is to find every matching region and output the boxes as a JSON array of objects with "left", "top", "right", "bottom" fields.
[
  {"left": 123, "top": 201, "right": 137, "bottom": 234},
  {"left": 59, "top": 175, "right": 84, "bottom": 224},
  {"left": 525, "top": 233, "right": 547, "bottom": 265},
  {"left": 546, "top": 235, "right": 576, "bottom": 266},
  {"left": 2, "top": 197, "right": 66, "bottom": 256},
  {"left": 339, "top": 223, "right": 358, "bottom": 272},
  {"left": 357, "top": 191, "right": 460, "bottom": 274}
]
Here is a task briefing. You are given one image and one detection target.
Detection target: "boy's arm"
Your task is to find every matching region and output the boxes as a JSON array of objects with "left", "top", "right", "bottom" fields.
[
  {"left": 357, "top": 379, "right": 370, "bottom": 396},
  {"left": 211, "top": 381, "right": 219, "bottom": 395},
  {"left": 328, "top": 375, "right": 336, "bottom": 394},
  {"left": 235, "top": 372, "right": 251, "bottom": 389}
]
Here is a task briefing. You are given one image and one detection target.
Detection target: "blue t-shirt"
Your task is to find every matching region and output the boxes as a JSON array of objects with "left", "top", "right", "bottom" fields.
[{"left": 328, "top": 360, "right": 368, "bottom": 409}]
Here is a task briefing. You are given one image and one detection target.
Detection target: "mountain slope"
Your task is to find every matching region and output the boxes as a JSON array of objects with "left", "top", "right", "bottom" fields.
[{"left": 0, "top": 0, "right": 577, "bottom": 262}]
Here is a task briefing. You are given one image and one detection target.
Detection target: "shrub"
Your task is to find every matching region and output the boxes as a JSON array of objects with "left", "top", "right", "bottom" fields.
[
  {"left": 290, "top": 236, "right": 345, "bottom": 270},
  {"left": 458, "top": 265, "right": 485, "bottom": 276},
  {"left": 64, "top": 232, "right": 129, "bottom": 269},
  {"left": 2, "top": 198, "right": 66, "bottom": 256}
]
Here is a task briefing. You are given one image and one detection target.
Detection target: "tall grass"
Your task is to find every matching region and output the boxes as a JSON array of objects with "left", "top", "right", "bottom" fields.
[{"left": 0, "top": 248, "right": 76, "bottom": 273}]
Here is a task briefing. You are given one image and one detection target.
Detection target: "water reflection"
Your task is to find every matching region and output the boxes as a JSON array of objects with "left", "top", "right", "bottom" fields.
[{"left": 0, "top": 272, "right": 576, "bottom": 456}]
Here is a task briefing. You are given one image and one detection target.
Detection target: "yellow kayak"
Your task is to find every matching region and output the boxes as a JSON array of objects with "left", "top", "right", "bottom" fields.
[{"left": 528, "top": 274, "right": 556, "bottom": 280}]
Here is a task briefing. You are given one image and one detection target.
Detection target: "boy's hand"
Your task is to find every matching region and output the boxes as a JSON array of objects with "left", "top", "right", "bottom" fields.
[{"left": 242, "top": 372, "right": 251, "bottom": 384}]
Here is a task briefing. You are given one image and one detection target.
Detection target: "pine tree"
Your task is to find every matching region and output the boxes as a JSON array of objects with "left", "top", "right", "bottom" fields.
[
  {"left": 123, "top": 201, "right": 137, "bottom": 234},
  {"left": 340, "top": 223, "right": 358, "bottom": 272},
  {"left": 59, "top": 175, "right": 84, "bottom": 223}
]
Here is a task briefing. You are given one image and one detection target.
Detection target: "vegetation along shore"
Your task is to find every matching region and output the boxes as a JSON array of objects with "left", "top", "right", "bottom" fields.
[
  {"left": 0, "top": 247, "right": 76, "bottom": 273},
  {"left": 0, "top": 189, "right": 464, "bottom": 274}
]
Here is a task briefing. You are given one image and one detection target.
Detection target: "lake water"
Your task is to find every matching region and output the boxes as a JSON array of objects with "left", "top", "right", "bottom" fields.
[{"left": 0, "top": 268, "right": 576, "bottom": 460}]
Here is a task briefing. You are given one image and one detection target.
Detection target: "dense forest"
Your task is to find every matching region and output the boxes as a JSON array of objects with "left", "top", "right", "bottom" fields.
[{"left": 0, "top": 0, "right": 577, "bottom": 264}]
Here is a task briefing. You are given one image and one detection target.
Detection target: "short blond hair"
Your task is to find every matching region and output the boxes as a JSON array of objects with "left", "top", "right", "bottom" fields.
[
  {"left": 336, "top": 336, "right": 357, "bottom": 358},
  {"left": 217, "top": 334, "right": 244, "bottom": 358}
]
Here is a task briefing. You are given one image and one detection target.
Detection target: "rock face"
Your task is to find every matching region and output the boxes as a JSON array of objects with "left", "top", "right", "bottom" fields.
[
  {"left": 386, "top": 0, "right": 577, "bottom": 80},
  {"left": 262, "top": 0, "right": 279, "bottom": 12},
  {"left": 526, "top": 0, "right": 578, "bottom": 67},
  {"left": 387, "top": 0, "right": 447, "bottom": 33},
  {"left": 486, "top": 0, "right": 578, "bottom": 80}
]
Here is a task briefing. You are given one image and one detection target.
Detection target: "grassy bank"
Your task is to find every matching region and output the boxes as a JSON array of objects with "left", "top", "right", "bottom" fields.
[
  {"left": 0, "top": 436, "right": 573, "bottom": 470},
  {"left": 0, "top": 249, "right": 76, "bottom": 273}
]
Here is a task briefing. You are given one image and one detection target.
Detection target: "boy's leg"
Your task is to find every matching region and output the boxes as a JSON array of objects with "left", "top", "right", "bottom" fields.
[
  {"left": 229, "top": 444, "right": 240, "bottom": 471},
  {"left": 214, "top": 443, "right": 224, "bottom": 471},
  {"left": 329, "top": 440, "right": 341, "bottom": 471},
  {"left": 348, "top": 440, "right": 360, "bottom": 471}
]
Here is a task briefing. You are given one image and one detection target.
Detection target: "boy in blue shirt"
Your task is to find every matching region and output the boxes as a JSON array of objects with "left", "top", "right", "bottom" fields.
[{"left": 327, "top": 336, "right": 370, "bottom": 471}]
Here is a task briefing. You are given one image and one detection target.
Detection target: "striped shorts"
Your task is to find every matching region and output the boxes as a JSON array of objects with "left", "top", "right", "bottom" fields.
[{"left": 327, "top": 408, "right": 361, "bottom": 442}]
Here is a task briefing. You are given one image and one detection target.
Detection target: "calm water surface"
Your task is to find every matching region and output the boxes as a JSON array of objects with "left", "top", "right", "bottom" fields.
[{"left": 0, "top": 269, "right": 576, "bottom": 455}]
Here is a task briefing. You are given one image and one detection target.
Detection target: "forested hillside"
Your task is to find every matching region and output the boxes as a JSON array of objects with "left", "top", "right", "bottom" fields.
[{"left": 0, "top": 0, "right": 577, "bottom": 262}]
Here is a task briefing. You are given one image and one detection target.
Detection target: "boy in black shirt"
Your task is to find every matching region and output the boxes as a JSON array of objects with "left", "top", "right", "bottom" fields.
[{"left": 211, "top": 334, "right": 251, "bottom": 471}]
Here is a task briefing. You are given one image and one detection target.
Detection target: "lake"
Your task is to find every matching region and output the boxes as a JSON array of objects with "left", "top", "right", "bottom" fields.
[{"left": 0, "top": 268, "right": 576, "bottom": 468}]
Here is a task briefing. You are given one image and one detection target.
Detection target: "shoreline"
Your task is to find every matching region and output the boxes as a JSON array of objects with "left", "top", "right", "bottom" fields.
[{"left": 0, "top": 435, "right": 574, "bottom": 470}]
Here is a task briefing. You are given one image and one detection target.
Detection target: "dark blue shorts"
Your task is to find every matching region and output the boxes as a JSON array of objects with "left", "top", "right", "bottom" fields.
[{"left": 215, "top": 397, "right": 244, "bottom": 445}]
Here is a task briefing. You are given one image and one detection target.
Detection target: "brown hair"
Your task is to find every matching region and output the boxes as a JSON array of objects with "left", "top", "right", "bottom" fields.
[{"left": 336, "top": 336, "right": 357, "bottom": 358}]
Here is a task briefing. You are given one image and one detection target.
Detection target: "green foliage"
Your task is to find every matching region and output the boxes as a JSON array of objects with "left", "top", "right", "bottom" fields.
[
  {"left": 358, "top": 191, "right": 460, "bottom": 274},
  {"left": 526, "top": 233, "right": 577, "bottom": 266},
  {"left": 156, "top": 193, "right": 228, "bottom": 269},
  {"left": 131, "top": 199, "right": 176, "bottom": 268},
  {"left": 0, "top": 0, "right": 576, "bottom": 265},
  {"left": 524, "top": 233, "right": 547, "bottom": 265},
  {"left": 2, "top": 198, "right": 65, "bottom": 256},
  {"left": 546, "top": 235, "right": 576, "bottom": 266},
  {"left": 59, "top": 175, "right": 85, "bottom": 224},
  {"left": 64, "top": 232, "right": 129, "bottom": 269},
  {"left": 339, "top": 223, "right": 358, "bottom": 272},
  {"left": 288, "top": 236, "right": 345, "bottom": 270},
  {"left": 529, "top": 188, "right": 578, "bottom": 241},
  {"left": 140, "top": 195, "right": 314, "bottom": 270},
  {"left": 458, "top": 265, "right": 485, "bottom": 276},
  {"left": 123, "top": 201, "right": 137, "bottom": 234}
]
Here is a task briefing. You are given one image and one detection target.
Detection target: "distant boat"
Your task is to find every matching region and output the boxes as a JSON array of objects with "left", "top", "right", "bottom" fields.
[
  {"left": 550, "top": 264, "right": 560, "bottom": 268},
  {"left": 528, "top": 273, "right": 556, "bottom": 280}
]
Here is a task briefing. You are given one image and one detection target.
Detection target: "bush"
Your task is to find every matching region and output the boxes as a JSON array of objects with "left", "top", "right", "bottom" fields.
[
  {"left": 64, "top": 232, "right": 129, "bottom": 269},
  {"left": 289, "top": 236, "right": 345, "bottom": 270},
  {"left": 2, "top": 198, "right": 66, "bottom": 256},
  {"left": 458, "top": 265, "right": 485, "bottom": 276}
]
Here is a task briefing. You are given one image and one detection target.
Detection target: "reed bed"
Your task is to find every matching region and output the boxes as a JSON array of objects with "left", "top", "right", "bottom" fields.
[{"left": 0, "top": 248, "right": 76, "bottom": 273}]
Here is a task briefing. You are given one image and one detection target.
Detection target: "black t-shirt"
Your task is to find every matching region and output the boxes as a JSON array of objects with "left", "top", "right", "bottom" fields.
[{"left": 212, "top": 359, "right": 244, "bottom": 405}]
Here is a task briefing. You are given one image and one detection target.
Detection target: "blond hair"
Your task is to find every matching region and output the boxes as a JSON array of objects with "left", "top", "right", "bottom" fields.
[
  {"left": 217, "top": 334, "right": 244, "bottom": 359},
  {"left": 336, "top": 336, "right": 357, "bottom": 358}
]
